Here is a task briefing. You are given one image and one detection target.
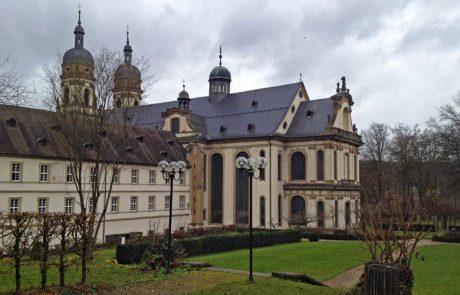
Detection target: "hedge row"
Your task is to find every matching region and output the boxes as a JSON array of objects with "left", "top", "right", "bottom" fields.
[
  {"left": 432, "top": 235, "right": 460, "bottom": 243},
  {"left": 302, "top": 232, "right": 358, "bottom": 241},
  {"left": 179, "top": 229, "right": 301, "bottom": 257},
  {"left": 116, "top": 229, "right": 301, "bottom": 264}
]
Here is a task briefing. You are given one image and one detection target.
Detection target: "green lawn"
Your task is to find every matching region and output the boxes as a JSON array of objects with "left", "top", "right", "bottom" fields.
[
  {"left": 412, "top": 244, "right": 460, "bottom": 295},
  {"left": 187, "top": 241, "right": 369, "bottom": 281},
  {"left": 0, "top": 248, "right": 166, "bottom": 292}
]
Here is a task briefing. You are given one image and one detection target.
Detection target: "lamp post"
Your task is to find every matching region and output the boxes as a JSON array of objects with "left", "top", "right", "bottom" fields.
[
  {"left": 158, "top": 159, "right": 186, "bottom": 274},
  {"left": 235, "top": 156, "right": 267, "bottom": 282}
]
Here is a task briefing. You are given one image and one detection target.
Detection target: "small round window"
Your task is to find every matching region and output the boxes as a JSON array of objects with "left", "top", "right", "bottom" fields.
[
  {"left": 283, "top": 121, "right": 287, "bottom": 129},
  {"left": 291, "top": 105, "right": 295, "bottom": 113}
]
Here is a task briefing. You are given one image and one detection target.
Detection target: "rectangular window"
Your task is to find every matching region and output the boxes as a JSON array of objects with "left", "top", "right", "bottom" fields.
[
  {"left": 130, "top": 196, "right": 138, "bottom": 212},
  {"left": 90, "top": 167, "right": 96, "bottom": 183},
  {"left": 165, "top": 195, "right": 170, "bottom": 210},
  {"left": 131, "top": 169, "right": 138, "bottom": 184},
  {"left": 11, "top": 163, "right": 21, "bottom": 181},
  {"left": 148, "top": 196, "right": 156, "bottom": 211},
  {"left": 334, "top": 151, "right": 337, "bottom": 180},
  {"left": 179, "top": 195, "right": 185, "bottom": 209},
  {"left": 344, "top": 154, "right": 349, "bottom": 180},
  {"left": 65, "top": 198, "right": 73, "bottom": 214},
  {"left": 203, "top": 154, "right": 207, "bottom": 191},
  {"left": 89, "top": 198, "right": 97, "bottom": 213},
  {"left": 113, "top": 168, "right": 119, "bottom": 184},
  {"left": 66, "top": 165, "right": 74, "bottom": 183},
  {"left": 165, "top": 177, "right": 170, "bottom": 185},
  {"left": 111, "top": 197, "right": 119, "bottom": 212},
  {"left": 39, "top": 164, "right": 49, "bottom": 182},
  {"left": 149, "top": 170, "right": 156, "bottom": 184},
  {"left": 38, "top": 198, "right": 47, "bottom": 213},
  {"left": 179, "top": 174, "right": 185, "bottom": 185},
  {"left": 10, "top": 198, "right": 20, "bottom": 213}
]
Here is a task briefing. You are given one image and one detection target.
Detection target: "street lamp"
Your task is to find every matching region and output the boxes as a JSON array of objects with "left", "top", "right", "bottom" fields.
[
  {"left": 158, "top": 159, "right": 186, "bottom": 274},
  {"left": 235, "top": 156, "right": 267, "bottom": 282}
]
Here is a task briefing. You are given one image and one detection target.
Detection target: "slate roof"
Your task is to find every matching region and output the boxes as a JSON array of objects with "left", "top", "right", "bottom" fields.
[
  {"left": 0, "top": 105, "right": 187, "bottom": 165},
  {"left": 131, "top": 82, "right": 335, "bottom": 140},
  {"left": 286, "top": 98, "right": 334, "bottom": 137}
]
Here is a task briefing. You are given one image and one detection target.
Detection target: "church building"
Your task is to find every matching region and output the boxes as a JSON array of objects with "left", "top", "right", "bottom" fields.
[{"left": 129, "top": 47, "right": 363, "bottom": 230}]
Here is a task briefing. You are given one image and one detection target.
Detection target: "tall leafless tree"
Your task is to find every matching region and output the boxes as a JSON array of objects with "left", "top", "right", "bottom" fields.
[
  {"left": 42, "top": 47, "right": 154, "bottom": 283},
  {"left": 0, "top": 56, "right": 29, "bottom": 106}
]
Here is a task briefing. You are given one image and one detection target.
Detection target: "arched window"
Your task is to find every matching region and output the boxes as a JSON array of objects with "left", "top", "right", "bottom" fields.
[
  {"left": 260, "top": 196, "right": 266, "bottom": 227},
  {"left": 344, "top": 153, "right": 349, "bottom": 179},
  {"left": 290, "top": 196, "right": 305, "bottom": 225},
  {"left": 210, "top": 154, "right": 223, "bottom": 223},
  {"left": 171, "top": 118, "right": 180, "bottom": 134},
  {"left": 317, "top": 201, "right": 325, "bottom": 228},
  {"left": 236, "top": 152, "right": 249, "bottom": 224},
  {"left": 355, "top": 199, "right": 359, "bottom": 223},
  {"left": 259, "top": 150, "right": 265, "bottom": 180},
  {"left": 278, "top": 195, "right": 282, "bottom": 226},
  {"left": 354, "top": 154, "right": 358, "bottom": 181},
  {"left": 134, "top": 100, "right": 139, "bottom": 106},
  {"left": 115, "top": 99, "right": 121, "bottom": 108},
  {"left": 83, "top": 89, "right": 90, "bottom": 107},
  {"left": 343, "top": 107, "right": 350, "bottom": 130},
  {"left": 317, "top": 150, "right": 324, "bottom": 180},
  {"left": 334, "top": 200, "right": 339, "bottom": 228},
  {"left": 63, "top": 87, "right": 69, "bottom": 105},
  {"left": 345, "top": 201, "right": 351, "bottom": 228},
  {"left": 291, "top": 152, "right": 306, "bottom": 180}
]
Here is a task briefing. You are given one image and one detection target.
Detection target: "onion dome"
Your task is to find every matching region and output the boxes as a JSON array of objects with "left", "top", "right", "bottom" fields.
[
  {"left": 208, "top": 46, "right": 232, "bottom": 82},
  {"left": 114, "top": 29, "right": 141, "bottom": 80},
  {"left": 62, "top": 9, "right": 94, "bottom": 66}
]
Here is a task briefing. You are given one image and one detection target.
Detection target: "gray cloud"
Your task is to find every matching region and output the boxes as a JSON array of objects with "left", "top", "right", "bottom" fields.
[{"left": 1, "top": 0, "right": 460, "bottom": 131}]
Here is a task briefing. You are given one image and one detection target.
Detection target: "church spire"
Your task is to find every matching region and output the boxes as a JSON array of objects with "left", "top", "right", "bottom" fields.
[
  {"left": 123, "top": 26, "right": 133, "bottom": 64},
  {"left": 73, "top": 8, "right": 85, "bottom": 49}
]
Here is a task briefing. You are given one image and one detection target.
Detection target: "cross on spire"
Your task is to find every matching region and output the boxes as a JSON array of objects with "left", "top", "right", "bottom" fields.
[
  {"left": 182, "top": 79, "right": 185, "bottom": 91},
  {"left": 299, "top": 72, "right": 303, "bottom": 82},
  {"left": 126, "top": 25, "right": 130, "bottom": 44},
  {"left": 219, "top": 45, "right": 222, "bottom": 66}
]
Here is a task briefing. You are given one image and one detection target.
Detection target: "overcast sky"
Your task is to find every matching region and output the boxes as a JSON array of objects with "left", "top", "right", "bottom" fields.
[{"left": 1, "top": 0, "right": 459, "bottom": 130}]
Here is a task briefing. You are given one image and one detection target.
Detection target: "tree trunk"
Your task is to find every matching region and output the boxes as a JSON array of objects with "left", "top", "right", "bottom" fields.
[
  {"left": 81, "top": 242, "right": 88, "bottom": 284},
  {"left": 14, "top": 239, "right": 21, "bottom": 293},
  {"left": 59, "top": 230, "right": 66, "bottom": 287}
]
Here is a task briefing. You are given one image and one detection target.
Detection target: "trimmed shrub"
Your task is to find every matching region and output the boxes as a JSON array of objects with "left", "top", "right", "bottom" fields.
[
  {"left": 116, "top": 242, "right": 151, "bottom": 264},
  {"left": 179, "top": 229, "right": 301, "bottom": 257},
  {"left": 432, "top": 235, "right": 460, "bottom": 243},
  {"left": 308, "top": 233, "right": 319, "bottom": 242}
]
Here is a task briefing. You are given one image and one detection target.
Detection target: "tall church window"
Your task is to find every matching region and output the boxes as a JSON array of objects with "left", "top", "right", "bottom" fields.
[
  {"left": 291, "top": 152, "right": 306, "bottom": 180},
  {"left": 344, "top": 153, "right": 349, "bottom": 179},
  {"left": 64, "top": 87, "right": 69, "bottom": 105},
  {"left": 83, "top": 89, "right": 90, "bottom": 107},
  {"left": 210, "top": 153, "right": 223, "bottom": 223},
  {"left": 260, "top": 196, "right": 266, "bottom": 226},
  {"left": 259, "top": 150, "right": 265, "bottom": 180},
  {"left": 317, "top": 201, "right": 325, "bottom": 228},
  {"left": 290, "top": 196, "right": 305, "bottom": 224},
  {"left": 354, "top": 154, "right": 358, "bottom": 180},
  {"left": 171, "top": 118, "right": 180, "bottom": 134},
  {"left": 317, "top": 150, "right": 324, "bottom": 180},
  {"left": 278, "top": 195, "right": 282, "bottom": 226},
  {"left": 236, "top": 152, "right": 249, "bottom": 224},
  {"left": 116, "top": 99, "right": 121, "bottom": 108},
  {"left": 334, "top": 200, "right": 339, "bottom": 228},
  {"left": 345, "top": 201, "right": 351, "bottom": 228}
]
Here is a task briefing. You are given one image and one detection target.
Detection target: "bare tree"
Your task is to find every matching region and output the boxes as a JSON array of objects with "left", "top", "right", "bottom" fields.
[
  {"left": 35, "top": 213, "right": 59, "bottom": 290},
  {"left": 0, "top": 56, "right": 29, "bottom": 106},
  {"left": 362, "top": 122, "right": 391, "bottom": 198},
  {"left": 0, "top": 213, "right": 36, "bottom": 292}
]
